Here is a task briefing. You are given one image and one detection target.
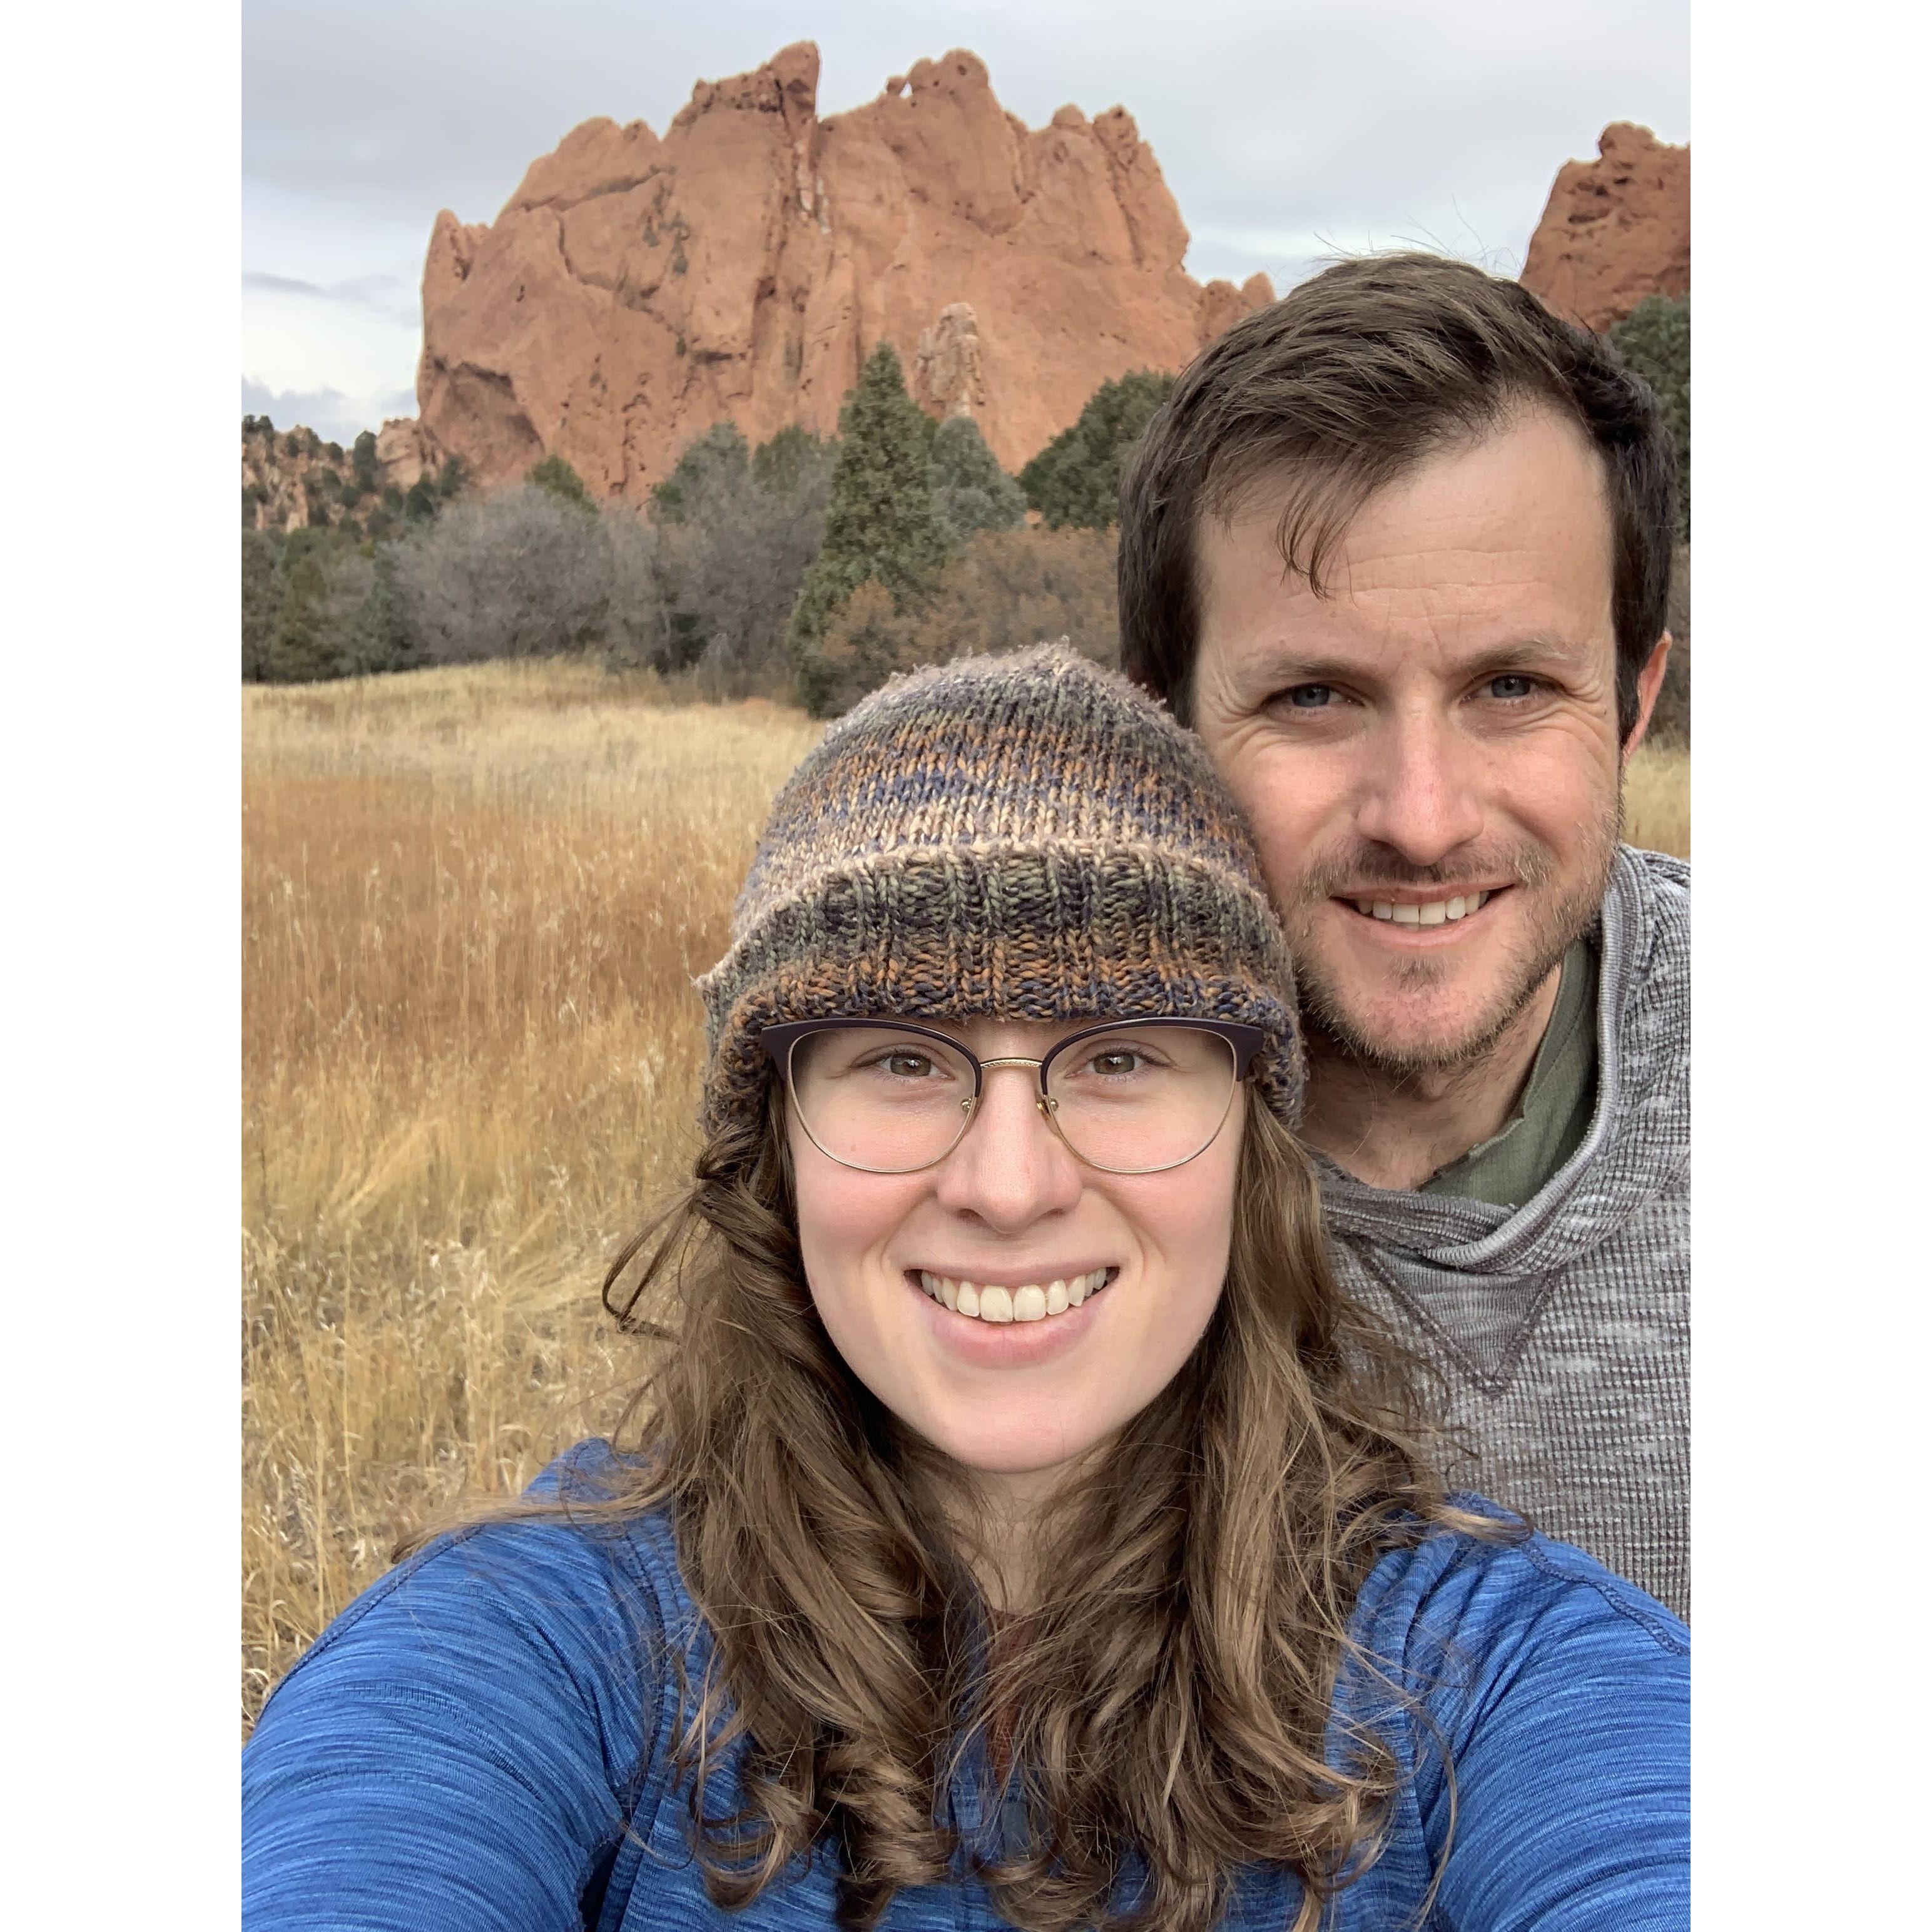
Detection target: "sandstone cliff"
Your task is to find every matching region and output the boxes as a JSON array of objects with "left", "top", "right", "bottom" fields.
[
  {"left": 1519, "top": 123, "right": 1689, "bottom": 332},
  {"left": 406, "top": 43, "right": 1273, "bottom": 498}
]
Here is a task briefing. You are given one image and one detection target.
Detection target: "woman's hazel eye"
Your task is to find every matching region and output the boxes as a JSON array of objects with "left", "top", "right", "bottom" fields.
[
  {"left": 1091, "top": 1051, "right": 1141, "bottom": 1076},
  {"left": 885, "top": 1052, "right": 933, "bottom": 1078}
]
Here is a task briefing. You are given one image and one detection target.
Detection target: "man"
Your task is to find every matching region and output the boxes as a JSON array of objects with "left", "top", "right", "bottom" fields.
[{"left": 1119, "top": 253, "right": 1688, "bottom": 1616}]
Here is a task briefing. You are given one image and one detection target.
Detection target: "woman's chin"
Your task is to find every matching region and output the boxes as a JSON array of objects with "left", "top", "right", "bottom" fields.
[{"left": 918, "top": 1411, "right": 1102, "bottom": 1485}]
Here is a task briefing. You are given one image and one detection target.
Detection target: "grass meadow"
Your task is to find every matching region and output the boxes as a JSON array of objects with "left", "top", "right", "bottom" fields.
[{"left": 241, "top": 659, "right": 1688, "bottom": 1724}]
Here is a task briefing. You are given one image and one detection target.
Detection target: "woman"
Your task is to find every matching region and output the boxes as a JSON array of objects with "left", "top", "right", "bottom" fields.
[{"left": 243, "top": 645, "right": 1688, "bottom": 1931}]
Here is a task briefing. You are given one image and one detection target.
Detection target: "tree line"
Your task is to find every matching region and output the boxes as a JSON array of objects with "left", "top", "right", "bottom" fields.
[{"left": 242, "top": 293, "right": 1687, "bottom": 728}]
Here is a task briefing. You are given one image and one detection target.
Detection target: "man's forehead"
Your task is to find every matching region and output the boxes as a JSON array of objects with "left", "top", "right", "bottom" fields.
[
  {"left": 1196, "top": 412, "right": 1616, "bottom": 658},
  {"left": 1213, "top": 405, "right": 1607, "bottom": 556}
]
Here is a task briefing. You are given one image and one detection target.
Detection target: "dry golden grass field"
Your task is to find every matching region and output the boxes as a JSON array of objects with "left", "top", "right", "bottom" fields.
[{"left": 241, "top": 659, "right": 1687, "bottom": 1725}]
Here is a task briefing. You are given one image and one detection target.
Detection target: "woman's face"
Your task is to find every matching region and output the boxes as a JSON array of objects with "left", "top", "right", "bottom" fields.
[{"left": 786, "top": 1017, "right": 1245, "bottom": 1487}]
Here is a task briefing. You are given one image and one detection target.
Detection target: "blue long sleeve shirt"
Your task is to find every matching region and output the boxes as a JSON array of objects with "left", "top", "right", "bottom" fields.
[{"left": 243, "top": 1445, "right": 1688, "bottom": 1929}]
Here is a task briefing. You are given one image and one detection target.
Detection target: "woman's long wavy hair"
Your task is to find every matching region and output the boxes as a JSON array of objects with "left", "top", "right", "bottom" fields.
[{"left": 434, "top": 1079, "right": 1500, "bottom": 1931}]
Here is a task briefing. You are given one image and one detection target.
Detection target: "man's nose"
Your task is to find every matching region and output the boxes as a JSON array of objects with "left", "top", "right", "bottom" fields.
[
  {"left": 1352, "top": 708, "right": 1486, "bottom": 867},
  {"left": 931, "top": 1064, "right": 1084, "bottom": 1229}
]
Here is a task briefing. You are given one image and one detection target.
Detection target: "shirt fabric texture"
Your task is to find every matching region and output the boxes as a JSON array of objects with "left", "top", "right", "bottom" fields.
[
  {"left": 243, "top": 1444, "right": 1689, "bottom": 1931},
  {"left": 1421, "top": 934, "right": 1599, "bottom": 1209},
  {"left": 1319, "top": 847, "right": 1689, "bottom": 1616}
]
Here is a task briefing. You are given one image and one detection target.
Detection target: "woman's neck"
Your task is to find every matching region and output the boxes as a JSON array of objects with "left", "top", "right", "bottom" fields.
[{"left": 957, "top": 1458, "right": 1095, "bottom": 1614}]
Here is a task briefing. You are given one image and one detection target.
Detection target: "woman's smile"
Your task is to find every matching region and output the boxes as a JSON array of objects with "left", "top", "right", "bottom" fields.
[
  {"left": 913, "top": 1264, "right": 1115, "bottom": 1322},
  {"left": 903, "top": 1264, "right": 1120, "bottom": 1368}
]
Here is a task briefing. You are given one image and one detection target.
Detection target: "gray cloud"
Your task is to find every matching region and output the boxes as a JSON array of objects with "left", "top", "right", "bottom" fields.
[
  {"left": 243, "top": 0, "right": 1687, "bottom": 419},
  {"left": 245, "top": 270, "right": 329, "bottom": 297},
  {"left": 242, "top": 377, "right": 417, "bottom": 446},
  {"left": 243, "top": 268, "right": 417, "bottom": 324}
]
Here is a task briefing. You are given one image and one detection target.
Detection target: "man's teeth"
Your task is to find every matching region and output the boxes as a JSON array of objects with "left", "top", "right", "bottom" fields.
[
  {"left": 1353, "top": 890, "right": 1492, "bottom": 926},
  {"left": 918, "top": 1268, "right": 1111, "bottom": 1324}
]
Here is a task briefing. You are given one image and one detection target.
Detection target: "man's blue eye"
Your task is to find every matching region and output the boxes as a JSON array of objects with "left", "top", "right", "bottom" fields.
[
  {"left": 1489, "top": 675, "right": 1536, "bottom": 700},
  {"left": 1286, "top": 684, "right": 1333, "bottom": 708}
]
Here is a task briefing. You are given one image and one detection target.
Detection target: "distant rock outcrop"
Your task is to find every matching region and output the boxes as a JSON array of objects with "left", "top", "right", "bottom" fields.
[
  {"left": 1520, "top": 123, "right": 1689, "bottom": 332},
  {"left": 242, "top": 422, "right": 348, "bottom": 532},
  {"left": 402, "top": 43, "right": 1273, "bottom": 497},
  {"left": 240, "top": 418, "right": 444, "bottom": 533}
]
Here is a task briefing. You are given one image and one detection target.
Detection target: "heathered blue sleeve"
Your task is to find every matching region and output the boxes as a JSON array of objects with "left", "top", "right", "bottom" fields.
[
  {"left": 242, "top": 1507, "right": 664, "bottom": 1932},
  {"left": 1353, "top": 1518, "right": 1689, "bottom": 1931}
]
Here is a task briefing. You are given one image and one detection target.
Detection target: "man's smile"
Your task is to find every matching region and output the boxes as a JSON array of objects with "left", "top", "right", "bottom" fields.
[{"left": 1326, "top": 885, "right": 1517, "bottom": 940}]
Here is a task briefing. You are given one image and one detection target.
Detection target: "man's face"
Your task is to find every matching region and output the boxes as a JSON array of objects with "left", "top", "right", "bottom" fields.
[{"left": 1190, "top": 408, "right": 1662, "bottom": 1075}]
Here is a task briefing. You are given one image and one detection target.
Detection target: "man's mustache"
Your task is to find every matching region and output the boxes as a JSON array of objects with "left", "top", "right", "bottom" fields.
[{"left": 1291, "top": 843, "right": 1557, "bottom": 905}]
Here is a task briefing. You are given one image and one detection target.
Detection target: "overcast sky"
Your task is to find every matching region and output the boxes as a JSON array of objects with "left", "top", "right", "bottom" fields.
[{"left": 242, "top": 0, "right": 1689, "bottom": 447}]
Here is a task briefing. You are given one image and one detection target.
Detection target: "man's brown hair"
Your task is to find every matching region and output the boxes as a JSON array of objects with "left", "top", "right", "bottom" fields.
[{"left": 1117, "top": 253, "right": 1680, "bottom": 743}]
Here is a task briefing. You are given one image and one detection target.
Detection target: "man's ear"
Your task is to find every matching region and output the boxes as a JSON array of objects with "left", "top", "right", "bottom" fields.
[{"left": 1622, "top": 633, "right": 1673, "bottom": 762}]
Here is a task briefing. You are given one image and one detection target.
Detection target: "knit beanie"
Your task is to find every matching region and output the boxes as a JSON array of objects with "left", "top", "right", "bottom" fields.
[{"left": 696, "top": 643, "right": 1304, "bottom": 1141}]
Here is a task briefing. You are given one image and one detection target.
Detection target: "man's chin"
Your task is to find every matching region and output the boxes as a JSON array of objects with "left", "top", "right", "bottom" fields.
[
  {"left": 1295, "top": 938, "right": 1557, "bottom": 1078},
  {"left": 1306, "top": 995, "right": 1522, "bottom": 1079}
]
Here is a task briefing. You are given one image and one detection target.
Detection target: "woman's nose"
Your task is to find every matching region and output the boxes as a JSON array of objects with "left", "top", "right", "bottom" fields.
[{"left": 930, "top": 1065, "right": 1084, "bottom": 1228}]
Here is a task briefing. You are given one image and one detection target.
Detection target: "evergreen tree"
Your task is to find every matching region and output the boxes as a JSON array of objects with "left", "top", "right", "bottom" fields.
[
  {"left": 348, "top": 544, "right": 420, "bottom": 674},
  {"left": 928, "top": 415, "right": 1027, "bottom": 544},
  {"left": 1610, "top": 295, "right": 1690, "bottom": 539},
  {"left": 752, "top": 423, "right": 836, "bottom": 497},
  {"left": 788, "top": 342, "right": 954, "bottom": 715},
  {"left": 527, "top": 454, "right": 594, "bottom": 511},
  {"left": 263, "top": 551, "right": 342, "bottom": 683},
  {"left": 351, "top": 429, "right": 379, "bottom": 492},
  {"left": 652, "top": 422, "right": 750, "bottom": 524},
  {"left": 242, "top": 531, "right": 282, "bottom": 681},
  {"left": 1019, "top": 370, "right": 1175, "bottom": 529}
]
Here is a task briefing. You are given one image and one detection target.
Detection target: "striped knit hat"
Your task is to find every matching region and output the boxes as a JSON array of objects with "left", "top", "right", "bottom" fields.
[{"left": 696, "top": 643, "right": 1304, "bottom": 1141}]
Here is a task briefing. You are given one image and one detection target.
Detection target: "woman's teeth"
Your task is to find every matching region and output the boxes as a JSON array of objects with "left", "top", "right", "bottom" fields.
[
  {"left": 917, "top": 1268, "right": 1111, "bottom": 1324},
  {"left": 1353, "top": 889, "right": 1492, "bottom": 927}
]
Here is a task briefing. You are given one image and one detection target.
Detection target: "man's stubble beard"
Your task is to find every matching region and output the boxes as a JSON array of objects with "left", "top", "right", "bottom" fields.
[{"left": 1284, "top": 786, "right": 1624, "bottom": 1084}]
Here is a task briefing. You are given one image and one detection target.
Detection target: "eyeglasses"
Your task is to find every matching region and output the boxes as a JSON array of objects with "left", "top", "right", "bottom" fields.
[{"left": 760, "top": 1017, "right": 1265, "bottom": 1176}]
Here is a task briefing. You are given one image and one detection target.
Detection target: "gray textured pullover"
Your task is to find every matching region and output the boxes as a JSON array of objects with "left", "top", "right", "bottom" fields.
[{"left": 1321, "top": 846, "right": 1689, "bottom": 1616}]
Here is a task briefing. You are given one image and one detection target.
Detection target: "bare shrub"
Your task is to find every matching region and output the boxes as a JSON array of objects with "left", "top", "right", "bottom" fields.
[
  {"left": 600, "top": 502, "right": 679, "bottom": 673},
  {"left": 395, "top": 486, "right": 612, "bottom": 663},
  {"left": 811, "top": 525, "right": 1121, "bottom": 710},
  {"left": 618, "top": 423, "right": 835, "bottom": 692}
]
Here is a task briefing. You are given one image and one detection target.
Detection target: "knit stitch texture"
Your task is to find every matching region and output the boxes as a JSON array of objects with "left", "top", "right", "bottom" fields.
[{"left": 696, "top": 644, "right": 1304, "bottom": 1139}]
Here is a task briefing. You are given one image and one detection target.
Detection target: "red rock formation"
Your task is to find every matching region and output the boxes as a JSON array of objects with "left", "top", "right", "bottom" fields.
[
  {"left": 407, "top": 43, "right": 1273, "bottom": 497},
  {"left": 1520, "top": 123, "right": 1689, "bottom": 332}
]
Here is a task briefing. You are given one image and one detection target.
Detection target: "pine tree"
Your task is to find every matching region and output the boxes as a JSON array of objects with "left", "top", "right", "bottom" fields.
[
  {"left": 652, "top": 422, "right": 751, "bottom": 524},
  {"left": 527, "top": 454, "right": 594, "bottom": 511},
  {"left": 1019, "top": 371, "right": 1175, "bottom": 529},
  {"left": 1610, "top": 295, "right": 1689, "bottom": 539},
  {"left": 349, "top": 544, "right": 420, "bottom": 674},
  {"left": 242, "top": 531, "right": 282, "bottom": 681},
  {"left": 928, "top": 415, "right": 1026, "bottom": 544},
  {"left": 752, "top": 424, "right": 836, "bottom": 498},
  {"left": 788, "top": 343, "right": 954, "bottom": 715},
  {"left": 263, "top": 552, "right": 342, "bottom": 683}
]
